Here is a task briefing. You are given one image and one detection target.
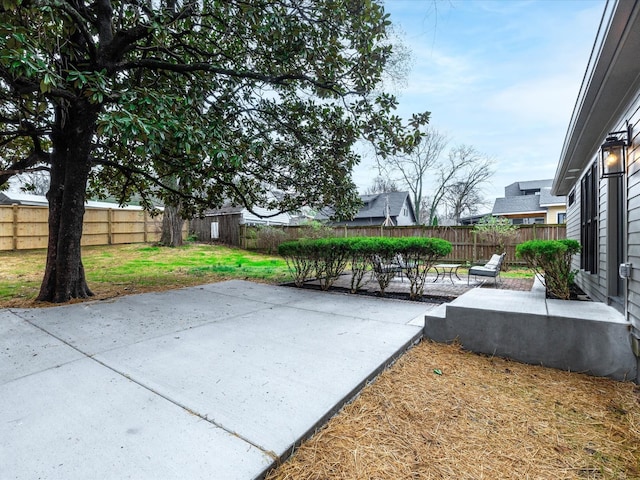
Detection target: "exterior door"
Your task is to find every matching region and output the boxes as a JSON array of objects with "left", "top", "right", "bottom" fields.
[{"left": 607, "top": 176, "right": 625, "bottom": 311}]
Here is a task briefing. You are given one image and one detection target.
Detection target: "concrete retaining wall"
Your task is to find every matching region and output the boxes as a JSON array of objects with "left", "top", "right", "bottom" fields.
[{"left": 423, "top": 280, "right": 637, "bottom": 382}]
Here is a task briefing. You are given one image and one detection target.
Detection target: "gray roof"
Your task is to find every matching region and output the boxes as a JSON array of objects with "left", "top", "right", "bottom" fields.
[
  {"left": 504, "top": 179, "right": 554, "bottom": 196},
  {"left": 204, "top": 204, "right": 244, "bottom": 216},
  {"left": 517, "top": 179, "right": 553, "bottom": 191},
  {"left": 538, "top": 188, "right": 565, "bottom": 207},
  {"left": 315, "top": 191, "right": 415, "bottom": 225},
  {"left": 0, "top": 192, "right": 48, "bottom": 206},
  {"left": 0, "top": 192, "right": 146, "bottom": 210},
  {"left": 492, "top": 195, "right": 545, "bottom": 215}
]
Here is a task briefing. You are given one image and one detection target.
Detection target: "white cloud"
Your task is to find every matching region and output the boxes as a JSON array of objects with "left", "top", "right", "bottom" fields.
[{"left": 353, "top": 0, "right": 605, "bottom": 206}]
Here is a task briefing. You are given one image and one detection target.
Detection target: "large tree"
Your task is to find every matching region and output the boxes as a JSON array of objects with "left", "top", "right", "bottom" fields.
[{"left": 0, "top": 0, "right": 426, "bottom": 302}]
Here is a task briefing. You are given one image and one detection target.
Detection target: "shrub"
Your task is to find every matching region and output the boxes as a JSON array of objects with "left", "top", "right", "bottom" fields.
[
  {"left": 343, "top": 237, "right": 375, "bottom": 294},
  {"left": 279, "top": 237, "right": 350, "bottom": 290},
  {"left": 516, "top": 239, "right": 581, "bottom": 300},
  {"left": 255, "top": 225, "right": 287, "bottom": 254},
  {"left": 279, "top": 236, "right": 453, "bottom": 299},
  {"left": 297, "top": 220, "right": 335, "bottom": 240},
  {"left": 362, "top": 237, "right": 401, "bottom": 296},
  {"left": 393, "top": 237, "right": 452, "bottom": 299},
  {"left": 474, "top": 215, "right": 518, "bottom": 257},
  {"left": 278, "top": 240, "right": 317, "bottom": 287},
  {"left": 311, "top": 238, "right": 351, "bottom": 290}
]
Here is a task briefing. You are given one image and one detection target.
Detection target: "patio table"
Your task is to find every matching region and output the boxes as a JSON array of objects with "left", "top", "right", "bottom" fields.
[{"left": 433, "top": 263, "right": 462, "bottom": 285}]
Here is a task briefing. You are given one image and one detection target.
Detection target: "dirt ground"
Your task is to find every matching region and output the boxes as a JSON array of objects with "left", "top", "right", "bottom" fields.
[{"left": 265, "top": 340, "right": 640, "bottom": 480}]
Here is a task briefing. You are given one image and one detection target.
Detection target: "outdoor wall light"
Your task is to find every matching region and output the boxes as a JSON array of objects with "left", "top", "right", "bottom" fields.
[{"left": 601, "top": 121, "right": 632, "bottom": 178}]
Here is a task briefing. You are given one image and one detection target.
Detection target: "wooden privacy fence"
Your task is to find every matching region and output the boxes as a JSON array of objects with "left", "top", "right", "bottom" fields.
[
  {"left": 240, "top": 224, "right": 567, "bottom": 265},
  {"left": 0, "top": 204, "right": 165, "bottom": 251}
]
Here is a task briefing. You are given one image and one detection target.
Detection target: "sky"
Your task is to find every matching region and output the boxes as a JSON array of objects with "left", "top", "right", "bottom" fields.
[{"left": 352, "top": 0, "right": 606, "bottom": 212}]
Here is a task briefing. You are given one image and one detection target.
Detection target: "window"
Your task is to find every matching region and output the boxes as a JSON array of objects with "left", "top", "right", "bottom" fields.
[
  {"left": 568, "top": 190, "right": 575, "bottom": 206},
  {"left": 580, "top": 162, "right": 598, "bottom": 273},
  {"left": 557, "top": 212, "right": 566, "bottom": 224},
  {"left": 511, "top": 217, "right": 544, "bottom": 225}
]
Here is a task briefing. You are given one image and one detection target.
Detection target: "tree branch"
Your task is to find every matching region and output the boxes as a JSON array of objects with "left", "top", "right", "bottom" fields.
[
  {"left": 56, "top": 0, "right": 98, "bottom": 61},
  {"left": 115, "top": 59, "right": 345, "bottom": 95},
  {"left": 0, "top": 152, "right": 51, "bottom": 188}
]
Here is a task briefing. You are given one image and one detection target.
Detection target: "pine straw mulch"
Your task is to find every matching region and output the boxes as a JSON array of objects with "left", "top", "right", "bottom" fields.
[{"left": 265, "top": 340, "right": 640, "bottom": 480}]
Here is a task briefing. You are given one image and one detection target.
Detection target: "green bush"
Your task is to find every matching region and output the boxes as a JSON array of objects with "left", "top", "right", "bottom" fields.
[
  {"left": 278, "top": 237, "right": 350, "bottom": 290},
  {"left": 311, "top": 237, "right": 351, "bottom": 290},
  {"left": 279, "top": 236, "right": 453, "bottom": 299},
  {"left": 393, "top": 237, "right": 452, "bottom": 299},
  {"left": 359, "top": 237, "right": 400, "bottom": 296},
  {"left": 278, "top": 240, "right": 317, "bottom": 287},
  {"left": 516, "top": 239, "right": 581, "bottom": 300},
  {"left": 343, "top": 237, "right": 378, "bottom": 293}
]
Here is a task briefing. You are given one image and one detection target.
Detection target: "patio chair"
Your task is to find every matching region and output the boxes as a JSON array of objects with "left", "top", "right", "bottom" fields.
[
  {"left": 371, "top": 254, "right": 404, "bottom": 279},
  {"left": 393, "top": 253, "right": 417, "bottom": 282},
  {"left": 467, "top": 252, "right": 506, "bottom": 287}
]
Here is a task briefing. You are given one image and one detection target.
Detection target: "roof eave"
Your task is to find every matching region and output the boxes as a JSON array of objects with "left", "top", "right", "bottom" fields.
[{"left": 553, "top": 0, "right": 640, "bottom": 196}]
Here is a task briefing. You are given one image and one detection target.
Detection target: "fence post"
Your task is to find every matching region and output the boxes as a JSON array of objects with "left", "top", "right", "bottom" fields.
[
  {"left": 472, "top": 230, "right": 477, "bottom": 263},
  {"left": 12, "top": 203, "right": 18, "bottom": 251},
  {"left": 108, "top": 209, "right": 113, "bottom": 245},
  {"left": 143, "top": 211, "right": 148, "bottom": 243}
]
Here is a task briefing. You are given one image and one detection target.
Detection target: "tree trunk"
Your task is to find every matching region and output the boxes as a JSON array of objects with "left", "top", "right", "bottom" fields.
[
  {"left": 160, "top": 205, "right": 184, "bottom": 247},
  {"left": 36, "top": 102, "right": 98, "bottom": 303}
]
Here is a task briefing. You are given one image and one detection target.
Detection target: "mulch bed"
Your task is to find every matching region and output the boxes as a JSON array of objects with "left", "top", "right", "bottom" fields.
[{"left": 265, "top": 340, "right": 640, "bottom": 479}]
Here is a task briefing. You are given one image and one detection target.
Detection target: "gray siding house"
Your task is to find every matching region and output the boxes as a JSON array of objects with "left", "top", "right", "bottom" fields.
[
  {"left": 315, "top": 191, "right": 417, "bottom": 227},
  {"left": 552, "top": 0, "right": 640, "bottom": 375}
]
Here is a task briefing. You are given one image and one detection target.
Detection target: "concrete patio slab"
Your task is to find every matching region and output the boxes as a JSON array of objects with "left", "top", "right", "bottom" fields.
[
  {"left": 13, "top": 288, "right": 273, "bottom": 355},
  {"left": 2, "top": 281, "right": 426, "bottom": 480},
  {"left": 0, "top": 310, "right": 85, "bottom": 384},
  {"left": 1, "top": 357, "right": 271, "bottom": 480},
  {"left": 96, "top": 306, "right": 421, "bottom": 455}
]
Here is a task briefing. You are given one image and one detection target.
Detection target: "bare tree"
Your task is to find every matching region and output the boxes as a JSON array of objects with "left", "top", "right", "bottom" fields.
[
  {"left": 364, "top": 176, "right": 400, "bottom": 194},
  {"left": 422, "top": 144, "right": 494, "bottom": 225},
  {"left": 442, "top": 146, "right": 494, "bottom": 224},
  {"left": 381, "top": 126, "right": 448, "bottom": 224},
  {"left": 443, "top": 185, "right": 485, "bottom": 223},
  {"left": 19, "top": 170, "right": 50, "bottom": 196}
]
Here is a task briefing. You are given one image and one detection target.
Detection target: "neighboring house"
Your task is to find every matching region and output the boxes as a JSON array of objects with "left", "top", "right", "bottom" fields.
[
  {"left": 204, "top": 204, "right": 292, "bottom": 227},
  {"left": 552, "top": 1, "right": 640, "bottom": 372},
  {"left": 0, "top": 192, "right": 47, "bottom": 206},
  {"left": 315, "top": 191, "right": 417, "bottom": 227},
  {"left": 459, "top": 213, "right": 491, "bottom": 226},
  {"left": 0, "top": 192, "right": 146, "bottom": 210},
  {"left": 492, "top": 180, "right": 566, "bottom": 224}
]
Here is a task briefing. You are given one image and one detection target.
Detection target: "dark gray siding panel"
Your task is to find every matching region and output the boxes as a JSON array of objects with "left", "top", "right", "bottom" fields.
[{"left": 624, "top": 93, "right": 640, "bottom": 330}]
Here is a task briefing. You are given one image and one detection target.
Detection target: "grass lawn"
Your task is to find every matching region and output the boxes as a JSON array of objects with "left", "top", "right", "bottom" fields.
[
  {"left": 0, "top": 243, "right": 534, "bottom": 308},
  {"left": 0, "top": 243, "right": 291, "bottom": 307}
]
